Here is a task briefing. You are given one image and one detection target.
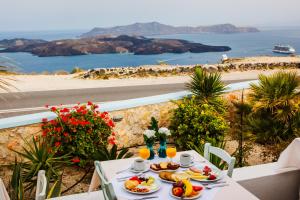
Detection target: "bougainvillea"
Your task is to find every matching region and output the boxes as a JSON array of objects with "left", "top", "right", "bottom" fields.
[{"left": 41, "top": 101, "right": 116, "bottom": 166}]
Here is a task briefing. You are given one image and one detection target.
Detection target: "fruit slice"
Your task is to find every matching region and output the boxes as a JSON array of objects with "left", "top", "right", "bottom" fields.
[
  {"left": 182, "top": 180, "right": 193, "bottom": 197},
  {"left": 189, "top": 167, "right": 201, "bottom": 173}
]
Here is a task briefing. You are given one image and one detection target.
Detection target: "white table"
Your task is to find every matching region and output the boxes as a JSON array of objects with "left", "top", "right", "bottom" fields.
[{"left": 100, "top": 150, "right": 258, "bottom": 200}]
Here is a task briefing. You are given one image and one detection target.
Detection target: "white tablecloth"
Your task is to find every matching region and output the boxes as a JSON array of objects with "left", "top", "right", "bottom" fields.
[{"left": 112, "top": 157, "right": 220, "bottom": 200}]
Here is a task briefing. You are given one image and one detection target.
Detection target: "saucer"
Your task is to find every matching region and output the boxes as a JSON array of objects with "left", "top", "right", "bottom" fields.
[
  {"left": 129, "top": 164, "right": 150, "bottom": 173},
  {"left": 180, "top": 161, "right": 194, "bottom": 168}
]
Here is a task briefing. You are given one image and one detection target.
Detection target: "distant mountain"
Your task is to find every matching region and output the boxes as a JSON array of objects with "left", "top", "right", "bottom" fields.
[
  {"left": 0, "top": 35, "right": 231, "bottom": 57},
  {"left": 81, "top": 22, "right": 259, "bottom": 38}
]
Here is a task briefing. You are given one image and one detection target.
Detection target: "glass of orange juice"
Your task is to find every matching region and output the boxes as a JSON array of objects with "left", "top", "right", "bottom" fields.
[
  {"left": 139, "top": 148, "right": 150, "bottom": 160},
  {"left": 166, "top": 147, "right": 177, "bottom": 162}
]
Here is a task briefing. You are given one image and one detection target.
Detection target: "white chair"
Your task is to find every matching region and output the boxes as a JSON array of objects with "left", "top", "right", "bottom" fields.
[
  {"left": 94, "top": 161, "right": 117, "bottom": 200},
  {"left": 35, "top": 170, "right": 47, "bottom": 200},
  {"left": 0, "top": 178, "right": 10, "bottom": 200},
  {"left": 204, "top": 143, "right": 236, "bottom": 177}
]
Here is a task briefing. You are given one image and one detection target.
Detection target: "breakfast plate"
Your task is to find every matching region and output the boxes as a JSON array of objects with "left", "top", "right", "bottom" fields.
[
  {"left": 185, "top": 165, "right": 223, "bottom": 182},
  {"left": 158, "top": 171, "right": 190, "bottom": 184},
  {"left": 123, "top": 176, "right": 161, "bottom": 195},
  {"left": 170, "top": 180, "right": 204, "bottom": 199},
  {"left": 150, "top": 162, "right": 180, "bottom": 173}
]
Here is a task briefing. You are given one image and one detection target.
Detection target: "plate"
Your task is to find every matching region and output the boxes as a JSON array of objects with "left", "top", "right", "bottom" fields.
[
  {"left": 170, "top": 189, "right": 203, "bottom": 200},
  {"left": 180, "top": 161, "right": 194, "bottom": 168},
  {"left": 188, "top": 164, "right": 223, "bottom": 182},
  {"left": 123, "top": 179, "right": 161, "bottom": 195},
  {"left": 129, "top": 164, "right": 150, "bottom": 173},
  {"left": 150, "top": 168, "right": 178, "bottom": 173}
]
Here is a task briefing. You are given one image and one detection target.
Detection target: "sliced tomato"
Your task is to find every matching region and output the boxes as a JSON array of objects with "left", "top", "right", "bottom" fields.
[{"left": 192, "top": 185, "right": 203, "bottom": 191}]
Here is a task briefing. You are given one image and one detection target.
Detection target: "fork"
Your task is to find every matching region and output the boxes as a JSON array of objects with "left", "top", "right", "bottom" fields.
[
  {"left": 116, "top": 167, "right": 130, "bottom": 174},
  {"left": 117, "top": 172, "right": 145, "bottom": 181},
  {"left": 206, "top": 183, "right": 229, "bottom": 189},
  {"left": 129, "top": 196, "right": 158, "bottom": 200}
]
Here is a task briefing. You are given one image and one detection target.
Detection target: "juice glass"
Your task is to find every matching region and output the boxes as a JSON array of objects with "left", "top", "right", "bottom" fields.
[
  {"left": 139, "top": 148, "right": 150, "bottom": 160},
  {"left": 166, "top": 147, "right": 177, "bottom": 162}
]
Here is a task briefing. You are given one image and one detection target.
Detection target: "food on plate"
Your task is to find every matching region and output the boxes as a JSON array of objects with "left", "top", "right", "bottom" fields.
[
  {"left": 150, "top": 162, "right": 180, "bottom": 171},
  {"left": 124, "top": 176, "right": 158, "bottom": 193},
  {"left": 171, "top": 180, "right": 203, "bottom": 198},
  {"left": 185, "top": 165, "right": 218, "bottom": 181},
  {"left": 159, "top": 171, "right": 189, "bottom": 182}
]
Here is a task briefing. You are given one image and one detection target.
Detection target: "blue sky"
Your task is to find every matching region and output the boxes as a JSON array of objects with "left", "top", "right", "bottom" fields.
[{"left": 1, "top": 0, "right": 300, "bottom": 31}]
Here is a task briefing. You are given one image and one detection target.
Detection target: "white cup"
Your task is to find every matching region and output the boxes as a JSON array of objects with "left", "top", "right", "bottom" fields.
[
  {"left": 133, "top": 159, "right": 146, "bottom": 171},
  {"left": 180, "top": 153, "right": 194, "bottom": 166}
]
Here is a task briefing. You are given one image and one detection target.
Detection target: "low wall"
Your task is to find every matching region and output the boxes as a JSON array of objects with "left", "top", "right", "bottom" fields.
[{"left": 0, "top": 101, "right": 176, "bottom": 165}]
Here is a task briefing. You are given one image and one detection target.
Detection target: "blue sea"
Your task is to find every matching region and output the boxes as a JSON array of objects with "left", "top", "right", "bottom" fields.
[{"left": 0, "top": 29, "right": 300, "bottom": 73}]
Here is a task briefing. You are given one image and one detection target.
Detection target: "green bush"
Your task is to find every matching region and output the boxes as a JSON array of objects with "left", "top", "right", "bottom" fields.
[
  {"left": 169, "top": 97, "right": 228, "bottom": 150},
  {"left": 70, "top": 67, "right": 84, "bottom": 74}
]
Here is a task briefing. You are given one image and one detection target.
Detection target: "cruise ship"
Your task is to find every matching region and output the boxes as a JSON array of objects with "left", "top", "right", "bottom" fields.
[{"left": 272, "top": 45, "right": 296, "bottom": 54}]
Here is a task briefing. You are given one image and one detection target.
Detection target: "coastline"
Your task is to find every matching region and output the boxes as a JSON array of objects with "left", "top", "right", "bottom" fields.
[{"left": 1, "top": 56, "right": 300, "bottom": 93}]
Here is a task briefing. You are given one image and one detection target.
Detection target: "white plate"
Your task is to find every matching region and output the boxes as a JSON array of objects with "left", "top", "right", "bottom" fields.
[
  {"left": 170, "top": 189, "right": 204, "bottom": 200},
  {"left": 123, "top": 179, "right": 161, "bottom": 195},
  {"left": 158, "top": 177, "right": 176, "bottom": 184},
  {"left": 150, "top": 168, "right": 179, "bottom": 173},
  {"left": 130, "top": 164, "right": 150, "bottom": 173},
  {"left": 180, "top": 161, "right": 195, "bottom": 168},
  {"left": 189, "top": 164, "right": 223, "bottom": 182}
]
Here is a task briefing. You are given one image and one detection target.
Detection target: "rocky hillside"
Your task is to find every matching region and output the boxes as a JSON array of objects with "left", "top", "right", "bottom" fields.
[
  {"left": 81, "top": 22, "right": 259, "bottom": 38},
  {"left": 0, "top": 35, "right": 231, "bottom": 57}
]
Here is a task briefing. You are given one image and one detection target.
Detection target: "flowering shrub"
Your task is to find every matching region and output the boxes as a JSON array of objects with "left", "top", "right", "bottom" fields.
[
  {"left": 41, "top": 102, "right": 116, "bottom": 166},
  {"left": 170, "top": 97, "right": 228, "bottom": 150}
]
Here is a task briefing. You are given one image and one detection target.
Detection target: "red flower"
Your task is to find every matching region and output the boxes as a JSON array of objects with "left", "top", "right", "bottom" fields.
[
  {"left": 55, "top": 127, "right": 62, "bottom": 133},
  {"left": 55, "top": 141, "right": 61, "bottom": 147},
  {"left": 112, "top": 132, "right": 116, "bottom": 136},
  {"left": 51, "top": 107, "right": 57, "bottom": 112},
  {"left": 61, "top": 108, "right": 70, "bottom": 113},
  {"left": 108, "top": 136, "right": 116, "bottom": 145},
  {"left": 42, "top": 130, "right": 48, "bottom": 137},
  {"left": 72, "top": 157, "right": 80, "bottom": 163},
  {"left": 45, "top": 105, "right": 49, "bottom": 108},
  {"left": 42, "top": 118, "right": 48, "bottom": 123},
  {"left": 87, "top": 101, "right": 93, "bottom": 106},
  {"left": 63, "top": 132, "right": 69, "bottom": 137},
  {"left": 94, "top": 105, "right": 99, "bottom": 109},
  {"left": 108, "top": 120, "right": 115, "bottom": 127}
]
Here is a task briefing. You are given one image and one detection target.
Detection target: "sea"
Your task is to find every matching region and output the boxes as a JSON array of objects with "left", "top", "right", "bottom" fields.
[{"left": 0, "top": 29, "right": 300, "bottom": 73}]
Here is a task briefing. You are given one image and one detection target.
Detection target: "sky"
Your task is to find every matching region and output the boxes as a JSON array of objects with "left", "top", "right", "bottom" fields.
[{"left": 1, "top": 0, "right": 300, "bottom": 31}]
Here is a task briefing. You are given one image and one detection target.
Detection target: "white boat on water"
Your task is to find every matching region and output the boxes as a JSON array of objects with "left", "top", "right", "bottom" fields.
[{"left": 272, "top": 45, "right": 296, "bottom": 54}]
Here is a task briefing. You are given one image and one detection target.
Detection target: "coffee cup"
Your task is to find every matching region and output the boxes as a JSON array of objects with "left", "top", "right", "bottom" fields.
[
  {"left": 133, "top": 158, "right": 146, "bottom": 171},
  {"left": 180, "top": 153, "right": 194, "bottom": 167}
]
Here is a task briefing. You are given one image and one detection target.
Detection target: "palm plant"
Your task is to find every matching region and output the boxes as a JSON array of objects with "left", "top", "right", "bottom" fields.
[
  {"left": 186, "top": 67, "right": 227, "bottom": 109},
  {"left": 248, "top": 71, "right": 300, "bottom": 143},
  {"left": 93, "top": 144, "right": 133, "bottom": 161}
]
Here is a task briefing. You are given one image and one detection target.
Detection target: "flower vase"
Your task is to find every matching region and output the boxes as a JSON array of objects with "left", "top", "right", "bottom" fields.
[
  {"left": 158, "top": 139, "right": 167, "bottom": 158},
  {"left": 146, "top": 143, "right": 155, "bottom": 160}
]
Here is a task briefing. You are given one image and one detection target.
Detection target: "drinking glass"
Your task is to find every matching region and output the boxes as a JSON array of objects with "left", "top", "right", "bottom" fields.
[
  {"left": 166, "top": 147, "right": 177, "bottom": 162},
  {"left": 139, "top": 148, "right": 150, "bottom": 160}
]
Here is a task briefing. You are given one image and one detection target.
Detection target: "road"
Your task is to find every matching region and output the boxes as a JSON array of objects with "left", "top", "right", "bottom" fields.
[{"left": 0, "top": 79, "right": 253, "bottom": 118}]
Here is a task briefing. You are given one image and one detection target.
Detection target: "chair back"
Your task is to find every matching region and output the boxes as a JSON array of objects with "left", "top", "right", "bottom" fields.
[
  {"left": 35, "top": 170, "right": 47, "bottom": 200},
  {"left": 95, "top": 161, "right": 117, "bottom": 200},
  {"left": 0, "top": 178, "right": 10, "bottom": 200},
  {"left": 204, "top": 143, "right": 236, "bottom": 177}
]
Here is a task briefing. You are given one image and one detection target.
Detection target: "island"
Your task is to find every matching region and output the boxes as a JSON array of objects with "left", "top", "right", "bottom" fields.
[
  {"left": 0, "top": 35, "right": 231, "bottom": 57},
  {"left": 81, "top": 22, "right": 259, "bottom": 38}
]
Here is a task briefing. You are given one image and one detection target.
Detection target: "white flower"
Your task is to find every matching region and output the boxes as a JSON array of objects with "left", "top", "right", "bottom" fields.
[
  {"left": 158, "top": 127, "right": 171, "bottom": 136},
  {"left": 143, "top": 129, "right": 156, "bottom": 138}
]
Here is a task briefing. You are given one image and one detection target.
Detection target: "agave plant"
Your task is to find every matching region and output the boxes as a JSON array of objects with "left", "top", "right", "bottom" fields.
[
  {"left": 11, "top": 136, "right": 70, "bottom": 194},
  {"left": 93, "top": 144, "right": 133, "bottom": 161},
  {"left": 186, "top": 67, "right": 227, "bottom": 110}
]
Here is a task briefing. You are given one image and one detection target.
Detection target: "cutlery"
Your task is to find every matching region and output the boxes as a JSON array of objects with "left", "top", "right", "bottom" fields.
[
  {"left": 129, "top": 196, "right": 158, "bottom": 200},
  {"left": 117, "top": 172, "right": 145, "bottom": 181},
  {"left": 202, "top": 180, "right": 227, "bottom": 186},
  {"left": 206, "top": 183, "right": 229, "bottom": 189},
  {"left": 116, "top": 167, "right": 130, "bottom": 174}
]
